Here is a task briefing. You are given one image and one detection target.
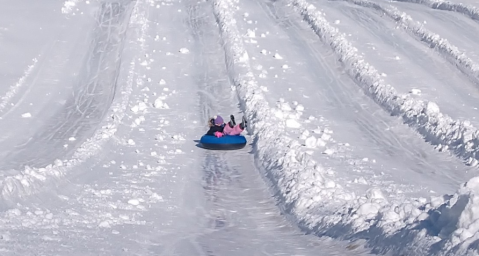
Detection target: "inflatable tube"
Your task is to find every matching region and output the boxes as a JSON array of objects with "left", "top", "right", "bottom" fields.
[{"left": 199, "top": 134, "right": 247, "bottom": 150}]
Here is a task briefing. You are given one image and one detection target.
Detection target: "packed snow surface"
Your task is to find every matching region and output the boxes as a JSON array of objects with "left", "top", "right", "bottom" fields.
[{"left": 1, "top": 0, "right": 479, "bottom": 255}]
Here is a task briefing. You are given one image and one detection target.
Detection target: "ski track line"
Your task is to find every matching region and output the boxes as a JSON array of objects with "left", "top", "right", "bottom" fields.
[
  {"left": 0, "top": 0, "right": 146, "bottom": 205},
  {"left": 209, "top": 0, "right": 479, "bottom": 255},
  {"left": 0, "top": 57, "right": 39, "bottom": 115},
  {"left": 393, "top": 0, "right": 479, "bottom": 22}
]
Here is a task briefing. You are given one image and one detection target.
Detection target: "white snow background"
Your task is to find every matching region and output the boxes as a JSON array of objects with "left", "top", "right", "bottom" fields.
[{"left": 0, "top": 0, "right": 478, "bottom": 255}]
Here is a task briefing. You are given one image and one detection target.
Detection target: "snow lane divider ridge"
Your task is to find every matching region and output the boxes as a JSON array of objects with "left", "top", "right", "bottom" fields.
[
  {"left": 0, "top": 0, "right": 145, "bottom": 204},
  {"left": 211, "top": 0, "right": 342, "bottom": 227},
  {"left": 336, "top": 0, "right": 479, "bottom": 92},
  {"left": 291, "top": 0, "right": 479, "bottom": 167},
  {"left": 286, "top": 0, "right": 479, "bottom": 254}
]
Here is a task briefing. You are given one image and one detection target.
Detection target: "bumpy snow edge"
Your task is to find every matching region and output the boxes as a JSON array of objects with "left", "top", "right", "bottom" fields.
[
  {"left": 211, "top": 0, "right": 340, "bottom": 238},
  {"left": 300, "top": 0, "right": 479, "bottom": 168},
  {"left": 212, "top": 0, "right": 479, "bottom": 254},
  {"left": 0, "top": 1, "right": 146, "bottom": 204},
  {"left": 286, "top": 0, "right": 479, "bottom": 255}
]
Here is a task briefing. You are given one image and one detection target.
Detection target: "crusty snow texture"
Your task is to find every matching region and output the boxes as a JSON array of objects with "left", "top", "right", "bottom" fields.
[{"left": 212, "top": 0, "right": 479, "bottom": 255}]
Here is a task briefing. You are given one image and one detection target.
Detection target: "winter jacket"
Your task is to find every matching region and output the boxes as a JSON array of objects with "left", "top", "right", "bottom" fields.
[{"left": 206, "top": 125, "right": 225, "bottom": 136}]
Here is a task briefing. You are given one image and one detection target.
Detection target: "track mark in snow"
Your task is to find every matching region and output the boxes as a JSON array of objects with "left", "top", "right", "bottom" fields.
[
  {"left": 0, "top": 1, "right": 143, "bottom": 203},
  {"left": 0, "top": 57, "right": 38, "bottom": 115}
]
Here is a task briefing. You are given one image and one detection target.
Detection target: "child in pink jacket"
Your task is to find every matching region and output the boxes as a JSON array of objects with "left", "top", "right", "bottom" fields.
[{"left": 206, "top": 115, "right": 247, "bottom": 137}]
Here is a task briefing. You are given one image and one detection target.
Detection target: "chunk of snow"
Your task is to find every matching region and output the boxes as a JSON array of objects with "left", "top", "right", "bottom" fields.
[
  {"left": 305, "top": 136, "right": 317, "bottom": 148},
  {"left": 21, "top": 113, "right": 31, "bottom": 118},
  {"left": 154, "top": 98, "right": 170, "bottom": 109},
  {"left": 316, "top": 139, "right": 326, "bottom": 147},
  {"left": 323, "top": 148, "right": 334, "bottom": 155},
  {"left": 98, "top": 221, "right": 111, "bottom": 228},
  {"left": 295, "top": 104, "right": 304, "bottom": 112},
  {"left": 286, "top": 119, "right": 301, "bottom": 128},
  {"left": 410, "top": 88, "right": 421, "bottom": 95},
  {"left": 127, "top": 199, "right": 140, "bottom": 206},
  {"left": 425, "top": 102, "right": 440, "bottom": 115},
  {"left": 273, "top": 53, "right": 283, "bottom": 59},
  {"left": 54, "top": 159, "right": 63, "bottom": 167},
  {"left": 179, "top": 48, "right": 189, "bottom": 54},
  {"left": 130, "top": 105, "right": 139, "bottom": 113},
  {"left": 138, "top": 102, "right": 147, "bottom": 111}
]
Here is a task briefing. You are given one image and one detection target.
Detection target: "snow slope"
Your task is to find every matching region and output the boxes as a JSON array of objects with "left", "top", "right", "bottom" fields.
[
  {"left": 1, "top": 0, "right": 479, "bottom": 255},
  {"left": 0, "top": 0, "right": 370, "bottom": 255}
]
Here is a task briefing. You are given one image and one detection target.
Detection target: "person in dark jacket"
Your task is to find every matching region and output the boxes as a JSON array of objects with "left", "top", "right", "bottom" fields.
[{"left": 206, "top": 115, "right": 247, "bottom": 137}]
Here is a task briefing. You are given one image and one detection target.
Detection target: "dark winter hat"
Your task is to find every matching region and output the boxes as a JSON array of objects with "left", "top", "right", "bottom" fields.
[{"left": 214, "top": 115, "right": 224, "bottom": 125}]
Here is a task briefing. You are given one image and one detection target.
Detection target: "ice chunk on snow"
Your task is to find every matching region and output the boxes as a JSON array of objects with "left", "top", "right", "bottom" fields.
[
  {"left": 21, "top": 113, "right": 31, "bottom": 118},
  {"left": 179, "top": 48, "right": 189, "bottom": 54},
  {"left": 366, "top": 188, "right": 385, "bottom": 200},
  {"left": 295, "top": 104, "right": 304, "bottom": 112},
  {"left": 305, "top": 136, "right": 317, "bottom": 148},
  {"left": 356, "top": 202, "right": 381, "bottom": 218},
  {"left": 128, "top": 199, "right": 140, "bottom": 206},
  {"left": 127, "top": 139, "right": 135, "bottom": 145},
  {"left": 323, "top": 148, "right": 334, "bottom": 155},
  {"left": 154, "top": 98, "right": 170, "bottom": 109},
  {"left": 300, "top": 130, "right": 310, "bottom": 140},
  {"left": 286, "top": 119, "right": 301, "bottom": 128},
  {"left": 130, "top": 105, "right": 139, "bottom": 113},
  {"left": 138, "top": 102, "right": 147, "bottom": 111},
  {"left": 273, "top": 53, "right": 283, "bottom": 59},
  {"left": 261, "top": 49, "right": 268, "bottom": 55},
  {"left": 410, "top": 88, "right": 421, "bottom": 95},
  {"left": 321, "top": 133, "right": 331, "bottom": 141},
  {"left": 54, "top": 159, "right": 63, "bottom": 167},
  {"left": 246, "top": 29, "right": 255, "bottom": 38},
  {"left": 425, "top": 102, "right": 440, "bottom": 115}
]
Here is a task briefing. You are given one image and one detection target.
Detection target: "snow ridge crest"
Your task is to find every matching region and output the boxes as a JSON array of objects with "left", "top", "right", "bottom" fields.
[{"left": 212, "top": 0, "right": 479, "bottom": 254}]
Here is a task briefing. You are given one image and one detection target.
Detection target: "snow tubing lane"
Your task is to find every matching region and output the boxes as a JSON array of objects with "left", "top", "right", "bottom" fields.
[{"left": 200, "top": 135, "right": 247, "bottom": 150}]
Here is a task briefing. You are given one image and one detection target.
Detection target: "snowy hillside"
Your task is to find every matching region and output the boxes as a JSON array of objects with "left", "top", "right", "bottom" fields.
[{"left": 0, "top": 0, "right": 479, "bottom": 255}]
